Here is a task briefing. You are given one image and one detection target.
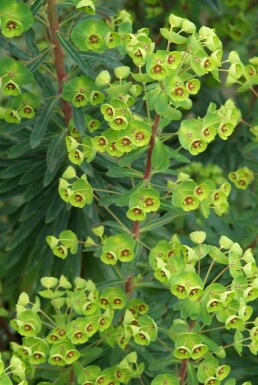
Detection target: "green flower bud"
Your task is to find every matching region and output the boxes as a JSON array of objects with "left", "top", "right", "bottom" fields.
[
  {"left": 191, "top": 344, "right": 208, "bottom": 359},
  {"left": 76, "top": 0, "right": 95, "bottom": 14},
  {"left": 101, "top": 104, "right": 115, "bottom": 121},
  {"left": 92, "top": 136, "right": 108, "bottom": 153},
  {"left": 68, "top": 149, "right": 84, "bottom": 165},
  {"left": 188, "top": 286, "right": 203, "bottom": 301},
  {"left": 100, "top": 251, "right": 118, "bottom": 265},
  {"left": 109, "top": 116, "right": 128, "bottom": 130},
  {"left": 53, "top": 245, "right": 68, "bottom": 259},
  {"left": 168, "top": 14, "right": 184, "bottom": 28},
  {"left": 225, "top": 315, "right": 244, "bottom": 329},
  {"left": 217, "top": 122, "right": 234, "bottom": 140},
  {"left": 118, "top": 248, "right": 135, "bottom": 262},
  {"left": 170, "top": 86, "right": 189, "bottom": 101},
  {"left": 3, "top": 80, "right": 20, "bottom": 96},
  {"left": 104, "top": 31, "right": 121, "bottom": 48},
  {"left": 189, "top": 231, "right": 206, "bottom": 244},
  {"left": 126, "top": 207, "right": 146, "bottom": 221},
  {"left": 2, "top": 19, "right": 23, "bottom": 38},
  {"left": 87, "top": 118, "right": 100, "bottom": 132},
  {"left": 174, "top": 346, "right": 191, "bottom": 359},
  {"left": 89, "top": 90, "right": 105, "bottom": 106},
  {"left": 106, "top": 141, "right": 123, "bottom": 157},
  {"left": 193, "top": 183, "right": 209, "bottom": 201},
  {"left": 19, "top": 105, "right": 35, "bottom": 119},
  {"left": 171, "top": 283, "right": 188, "bottom": 299},
  {"left": 204, "top": 377, "right": 220, "bottom": 385},
  {"left": 48, "top": 353, "right": 66, "bottom": 366},
  {"left": 72, "top": 92, "right": 88, "bottom": 107},
  {"left": 86, "top": 33, "right": 104, "bottom": 50},
  {"left": 130, "top": 84, "right": 143, "bottom": 97},
  {"left": 40, "top": 277, "right": 58, "bottom": 289},
  {"left": 114, "top": 66, "right": 131, "bottom": 79},
  {"left": 207, "top": 298, "right": 223, "bottom": 312},
  {"left": 182, "top": 19, "right": 196, "bottom": 33},
  {"left": 154, "top": 268, "right": 171, "bottom": 283},
  {"left": 116, "top": 136, "right": 134, "bottom": 152},
  {"left": 4, "top": 109, "right": 21, "bottom": 124},
  {"left": 95, "top": 70, "right": 111, "bottom": 87},
  {"left": 189, "top": 139, "right": 207, "bottom": 155},
  {"left": 181, "top": 195, "right": 199, "bottom": 211},
  {"left": 131, "top": 129, "right": 151, "bottom": 146},
  {"left": 216, "top": 365, "right": 231, "bottom": 380},
  {"left": 186, "top": 79, "right": 200, "bottom": 95},
  {"left": 151, "top": 374, "right": 179, "bottom": 385},
  {"left": 134, "top": 330, "right": 150, "bottom": 345}
]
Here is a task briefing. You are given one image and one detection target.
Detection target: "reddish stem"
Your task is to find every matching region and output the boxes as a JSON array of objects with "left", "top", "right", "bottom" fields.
[
  {"left": 47, "top": 0, "right": 72, "bottom": 126},
  {"left": 131, "top": 114, "right": 161, "bottom": 240},
  {"left": 144, "top": 114, "right": 161, "bottom": 180},
  {"left": 180, "top": 359, "right": 188, "bottom": 385},
  {"left": 132, "top": 220, "right": 140, "bottom": 240}
]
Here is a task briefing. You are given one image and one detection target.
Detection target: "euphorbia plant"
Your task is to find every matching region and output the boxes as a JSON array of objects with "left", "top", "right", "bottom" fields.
[{"left": 0, "top": 1, "right": 258, "bottom": 385}]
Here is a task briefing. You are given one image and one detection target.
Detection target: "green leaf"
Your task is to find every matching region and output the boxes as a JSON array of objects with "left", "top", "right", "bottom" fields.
[
  {"left": 118, "top": 147, "right": 146, "bottom": 167},
  {"left": 242, "top": 142, "right": 258, "bottom": 153},
  {"left": 151, "top": 137, "right": 169, "bottom": 170},
  {"left": 106, "top": 167, "right": 142, "bottom": 178},
  {"left": 31, "top": 0, "right": 44, "bottom": 15},
  {"left": 46, "top": 132, "right": 66, "bottom": 173},
  {"left": 79, "top": 51, "right": 123, "bottom": 69},
  {"left": 187, "top": 363, "right": 199, "bottom": 385},
  {"left": 57, "top": 33, "right": 94, "bottom": 77},
  {"left": 204, "top": 0, "right": 221, "bottom": 12},
  {"left": 30, "top": 98, "right": 58, "bottom": 149},
  {"left": 0, "top": 36, "right": 30, "bottom": 60},
  {"left": 72, "top": 107, "right": 85, "bottom": 135},
  {"left": 141, "top": 212, "right": 179, "bottom": 232},
  {"left": 28, "top": 48, "right": 50, "bottom": 72},
  {"left": 165, "top": 146, "right": 190, "bottom": 163}
]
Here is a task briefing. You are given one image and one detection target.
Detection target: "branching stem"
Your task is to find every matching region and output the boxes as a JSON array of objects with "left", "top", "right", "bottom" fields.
[{"left": 47, "top": 0, "right": 72, "bottom": 126}]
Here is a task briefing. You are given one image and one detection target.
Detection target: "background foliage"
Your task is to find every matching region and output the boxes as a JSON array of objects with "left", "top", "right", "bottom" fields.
[{"left": 0, "top": 0, "right": 258, "bottom": 384}]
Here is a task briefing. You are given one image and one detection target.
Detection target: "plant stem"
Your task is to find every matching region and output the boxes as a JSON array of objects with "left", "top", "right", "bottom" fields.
[
  {"left": 132, "top": 220, "right": 140, "bottom": 240},
  {"left": 47, "top": 0, "right": 72, "bottom": 126},
  {"left": 180, "top": 359, "right": 188, "bottom": 385},
  {"left": 144, "top": 114, "right": 161, "bottom": 180}
]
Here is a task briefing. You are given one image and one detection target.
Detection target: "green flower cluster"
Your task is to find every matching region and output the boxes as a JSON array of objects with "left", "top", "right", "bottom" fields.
[
  {"left": 226, "top": 52, "right": 258, "bottom": 93},
  {"left": 0, "top": 0, "right": 33, "bottom": 38},
  {"left": 197, "top": 358, "right": 231, "bottom": 385},
  {"left": 149, "top": 233, "right": 258, "bottom": 355},
  {"left": 149, "top": 237, "right": 185, "bottom": 284},
  {"left": 77, "top": 352, "right": 144, "bottom": 385},
  {"left": 177, "top": 162, "right": 227, "bottom": 186},
  {"left": 170, "top": 177, "right": 231, "bottom": 217},
  {"left": 0, "top": 58, "right": 37, "bottom": 123},
  {"left": 228, "top": 167, "right": 254, "bottom": 189},
  {"left": 8, "top": 276, "right": 154, "bottom": 381},
  {"left": 62, "top": 75, "right": 105, "bottom": 108},
  {"left": 121, "top": 308, "right": 158, "bottom": 346},
  {"left": 100, "top": 233, "right": 136, "bottom": 265},
  {"left": 46, "top": 230, "right": 78, "bottom": 259},
  {"left": 0, "top": 353, "right": 27, "bottom": 385},
  {"left": 58, "top": 166, "right": 93, "bottom": 208},
  {"left": 178, "top": 99, "right": 241, "bottom": 155},
  {"left": 64, "top": 98, "right": 151, "bottom": 162},
  {"left": 71, "top": 18, "right": 122, "bottom": 52},
  {"left": 126, "top": 188, "right": 160, "bottom": 222}
]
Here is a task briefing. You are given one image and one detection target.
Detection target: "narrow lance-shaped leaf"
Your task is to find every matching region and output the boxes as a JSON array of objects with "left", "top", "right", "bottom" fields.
[
  {"left": 30, "top": 98, "right": 58, "bottom": 149},
  {"left": 57, "top": 33, "right": 94, "bottom": 77}
]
